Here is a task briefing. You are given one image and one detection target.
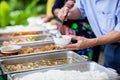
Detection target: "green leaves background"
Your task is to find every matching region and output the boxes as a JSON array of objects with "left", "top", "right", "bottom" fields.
[{"left": 0, "top": 0, "right": 46, "bottom": 28}]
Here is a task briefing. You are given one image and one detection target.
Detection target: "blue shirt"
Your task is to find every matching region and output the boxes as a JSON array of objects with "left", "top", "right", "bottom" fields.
[{"left": 75, "top": 0, "right": 120, "bottom": 37}]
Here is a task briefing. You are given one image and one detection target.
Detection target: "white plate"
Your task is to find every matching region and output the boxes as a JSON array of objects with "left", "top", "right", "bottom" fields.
[{"left": 0, "top": 45, "right": 21, "bottom": 53}]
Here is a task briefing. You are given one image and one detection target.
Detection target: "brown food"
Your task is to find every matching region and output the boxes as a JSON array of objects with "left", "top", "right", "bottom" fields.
[
  {"left": 2, "top": 37, "right": 36, "bottom": 46},
  {"left": 1, "top": 52, "right": 18, "bottom": 57},
  {"left": 0, "top": 31, "right": 40, "bottom": 38},
  {"left": 4, "top": 58, "right": 76, "bottom": 72},
  {"left": 11, "top": 32, "right": 40, "bottom": 36},
  {"left": 1, "top": 45, "right": 61, "bottom": 56},
  {"left": 19, "top": 44, "right": 61, "bottom": 54}
]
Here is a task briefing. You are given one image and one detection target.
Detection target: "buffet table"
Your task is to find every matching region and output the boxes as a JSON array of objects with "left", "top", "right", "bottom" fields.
[{"left": 0, "top": 24, "right": 119, "bottom": 80}]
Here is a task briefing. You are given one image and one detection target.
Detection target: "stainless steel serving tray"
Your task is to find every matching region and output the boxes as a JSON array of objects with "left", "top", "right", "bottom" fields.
[
  {"left": 0, "top": 34, "right": 53, "bottom": 46},
  {"left": 0, "top": 42, "right": 66, "bottom": 59},
  {"left": 0, "top": 30, "right": 48, "bottom": 41},
  {"left": 0, "top": 51, "right": 86, "bottom": 74},
  {"left": 8, "top": 62, "right": 119, "bottom": 80}
]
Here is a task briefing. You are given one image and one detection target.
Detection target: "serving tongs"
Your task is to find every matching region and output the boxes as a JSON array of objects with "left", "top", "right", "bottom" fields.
[{"left": 57, "top": 6, "right": 70, "bottom": 38}]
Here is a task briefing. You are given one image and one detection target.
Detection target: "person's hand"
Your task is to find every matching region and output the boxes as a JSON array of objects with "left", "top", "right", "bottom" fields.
[
  {"left": 58, "top": 6, "right": 70, "bottom": 21},
  {"left": 57, "top": 0, "right": 74, "bottom": 22},
  {"left": 43, "top": 15, "right": 53, "bottom": 23},
  {"left": 65, "top": 0, "right": 74, "bottom": 9},
  {"left": 64, "top": 35, "right": 96, "bottom": 50},
  {"left": 40, "top": 14, "right": 47, "bottom": 18}
]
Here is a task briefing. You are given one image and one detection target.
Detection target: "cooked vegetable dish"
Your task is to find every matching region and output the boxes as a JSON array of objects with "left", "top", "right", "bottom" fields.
[{"left": 4, "top": 58, "right": 76, "bottom": 72}]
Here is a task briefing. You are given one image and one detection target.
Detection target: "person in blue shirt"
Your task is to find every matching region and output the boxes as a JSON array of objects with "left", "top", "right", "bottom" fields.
[
  {"left": 57, "top": 0, "right": 120, "bottom": 74},
  {"left": 52, "top": 0, "right": 101, "bottom": 62}
]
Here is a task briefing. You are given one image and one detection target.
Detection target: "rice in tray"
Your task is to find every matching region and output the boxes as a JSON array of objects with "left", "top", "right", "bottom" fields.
[{"left": 17, "top": 70, "right": 109, "bottom": 80}]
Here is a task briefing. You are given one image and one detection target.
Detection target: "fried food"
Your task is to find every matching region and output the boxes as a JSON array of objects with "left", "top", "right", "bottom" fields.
[
  {"left": 11, "top": 32, "right": 40, "bottom": 36},
  {"left": 19, "top": 45, "right": 61, "bottom": 54},
  {"left": 1, "top": 44, "right": 61, "bottom": 57},
  {"left": 0, "top": 31, "right": 40, "bottom": 38},
  {"left": 2, "top": 37, "right": 36, "bottom": 46}
]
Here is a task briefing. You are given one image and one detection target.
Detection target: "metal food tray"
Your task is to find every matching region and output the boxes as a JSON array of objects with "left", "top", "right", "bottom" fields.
[
  {"left": 0, "top": 51, "right": 86, "bottom": 74},
  {"left": 0, "top": 42, "right": 66, "bottom": 59},
  {"left": 8, "top": 62, "right": 119, "bottom": 80},
  {"left": 0, "top": 30, "right": 48, "bottom": 41},
  {"left": 0, "top": 34, "right": 53, "bottom": 46}
]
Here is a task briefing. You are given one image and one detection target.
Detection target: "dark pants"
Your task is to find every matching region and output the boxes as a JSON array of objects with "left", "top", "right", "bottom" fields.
[{"left": 104, "top": 44, "right": 120, "bottom": 74}]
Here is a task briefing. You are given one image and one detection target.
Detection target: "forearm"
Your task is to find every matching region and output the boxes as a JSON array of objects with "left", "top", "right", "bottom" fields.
[
  {"left": 68, "top": 7, "right": 82, "bottom": 20},
  {"left": 91, "top": 31, "right": 120, "bottom": 46}
]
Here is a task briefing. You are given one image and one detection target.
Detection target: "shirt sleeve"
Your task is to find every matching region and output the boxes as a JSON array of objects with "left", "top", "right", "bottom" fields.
[
  {"left": 114, "top": 0, "right": 120, "bottom": 32},
  {"left": 115, "top": 23, "right": 120, "bottom": 32},
  {"left": 74, "top": 0, "right": 86, "bottom": 18}
]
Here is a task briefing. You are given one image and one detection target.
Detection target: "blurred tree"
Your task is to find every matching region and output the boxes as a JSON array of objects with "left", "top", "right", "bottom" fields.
[
  {"left": 0, "top": 1, "right": 10, "bottom": 28},
  {"left": 0, "top": 0, "right": 47, "bottom": 28}
]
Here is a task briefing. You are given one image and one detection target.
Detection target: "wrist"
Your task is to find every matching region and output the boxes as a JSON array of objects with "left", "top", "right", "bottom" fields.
[
  {"left": 88, "top": 38, "right": 99, "bottom": 47},
  {"left": 48, "top": 15, "right": 53, "bottom": 19},
  {"left": 67, "top": 0, "right": 75, "bottom": 1},
  {"left": 64, "top": 5, "right": 71, "bottom": 9},
  {"left": 54, "top": 9, "right": 60, "bottom": 17}
]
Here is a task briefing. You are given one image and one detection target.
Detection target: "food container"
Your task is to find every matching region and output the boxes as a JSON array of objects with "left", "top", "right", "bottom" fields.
[
  {"left": 0, "top": 42, "right": 66, "bottom": 59},
  {"left": 0, "top": 51, "right": 86, "bottom": 74},
  {"left": 0, "top": 30, "right": 47, "bottom": 38},
  {"left": 0, "top": 34, "right": 52, "bottom": 46},
  {"left": 0, "top": 25, "right": 47, "bottom": 34},
  {"left": 7, "top": 62, "right": 119, "bottom": 80}
]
